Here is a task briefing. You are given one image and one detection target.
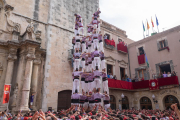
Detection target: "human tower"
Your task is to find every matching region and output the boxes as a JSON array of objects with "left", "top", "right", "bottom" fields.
[{"left": 71, "top": 9, "right": 110, "bottom": 111}]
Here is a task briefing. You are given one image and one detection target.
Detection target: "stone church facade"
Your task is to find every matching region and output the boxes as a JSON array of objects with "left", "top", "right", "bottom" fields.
[
  {"left": 0, "top": 0, "right": 99, "bottom": 112},
  {"left": 0, "top": 0, "right": 180, "bottom": 112}
]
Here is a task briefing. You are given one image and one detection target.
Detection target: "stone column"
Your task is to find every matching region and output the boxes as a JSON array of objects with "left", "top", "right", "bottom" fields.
[
  {"left": 4, "top": 48, "right": 17, "bottom": 84},
  {"left": 31, "top": 53, "right": 41, "bottom": 110},
  {"left": 20, "top": 47, "right": 35, "bottom": 111},
  {"left": 0, "top": 47, "right": 17, "bottom": 110}
]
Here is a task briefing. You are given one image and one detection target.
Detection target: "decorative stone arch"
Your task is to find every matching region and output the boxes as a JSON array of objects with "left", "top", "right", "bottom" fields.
[
  {"left": 159, "top": 92, "right": 180, "bottom": 110},
  {"left": 109, "top": 94, "right": 116, "bottom": 110},
  {"left": 138, "top": 96, "right": 153, "bottom": 110},
  {"left": 122, "top": 96, "right": 129, "bottom": 109}
]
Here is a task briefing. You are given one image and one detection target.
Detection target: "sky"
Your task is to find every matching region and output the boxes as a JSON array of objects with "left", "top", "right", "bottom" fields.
[{"left": 99, "top": 0, "right": 180, "bottom": 41}]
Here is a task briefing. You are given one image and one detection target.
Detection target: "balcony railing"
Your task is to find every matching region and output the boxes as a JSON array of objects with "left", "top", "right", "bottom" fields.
[
  {"left": 117, "top": 43, "right": 128, "bottom": 54},
  {"left": 104, "top": 39, "right": 115, "bottom": 50},
  {"left": 108, "top": 76, "right": 179, "bottom": 90}
]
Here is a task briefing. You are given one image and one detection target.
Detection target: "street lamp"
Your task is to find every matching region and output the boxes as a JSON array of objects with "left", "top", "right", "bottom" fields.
[
  {"left": 119, "top": 93, "right": 125, "bottom": 102},
  {"left": 152, "top": 94, "right": 158, "bottom": 103}
]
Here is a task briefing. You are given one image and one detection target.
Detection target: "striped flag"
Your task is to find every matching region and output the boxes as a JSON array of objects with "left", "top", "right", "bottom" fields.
[
  {"left": 147, "top": 20, "right": 150, "bottom": 30},
  {"left": 151, "top": 17, "right": 154, "bottom": 27},
  {"left": 142, "top": 21, "right": 145, "bottom": 31},
  {"left": 145, "top": 54, "right": 149, "bottom": 68},
  {"left": 156, "top": 15, "right": 159, "bottom": 26}
]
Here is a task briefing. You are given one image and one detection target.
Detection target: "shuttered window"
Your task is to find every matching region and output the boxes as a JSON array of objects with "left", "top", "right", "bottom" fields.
[{"left": 157, "top": 39, "right": 168, "bottom": 51}]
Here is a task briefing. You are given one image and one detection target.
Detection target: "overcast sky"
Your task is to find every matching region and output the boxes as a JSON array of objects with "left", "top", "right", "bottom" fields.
[{"left": 99, "top": 0, "right": 180, "bottom": 41}]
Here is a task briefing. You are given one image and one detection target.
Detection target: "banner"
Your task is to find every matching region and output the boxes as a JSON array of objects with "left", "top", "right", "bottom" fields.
[
  {"left": 2, "top": 85, "right": 11, "bottom": 104},
  {"left": 149, "top": 79, "right": 159, "bottom": 90}
]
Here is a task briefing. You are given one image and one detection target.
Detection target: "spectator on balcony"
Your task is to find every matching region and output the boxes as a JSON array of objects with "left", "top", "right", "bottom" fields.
[
  {"left": 113, "top": 75, "right": 117, "bottom": 80},
  {"left": 158, "top": 73, "right": 163, "bottom": 78},
  {"left": 163, "top": 71, "right": 168, "bottom": 78},
  {"left": 122, "top": 77, "right": 125, "bottom": 81},
  {"left": 103, "top": 35, "right": 107, "bottom": 40},
  {"left": 171, "top": 71, "right": 176, "bottom": 76},
  {"left": 118, "top": 39, "right": 122, "bottom": 44},
  {"left": 141, "top": 77, "right": 144, "bottom": 81},
  {"left": 110, "top": 73, "right": 113, "bottom": 79},
  {"left": 107, "top": 73, "right": 110, "bottom": 78},
  {"left": 167, "top": 72, "right": 171, "bottom": 77},
  {"left": 126, "top": 76, "right": 131, "bottom": 82},
  {"left": 134, "top": 76, "right": 139, "bottom": 82},
  {"left": 140, "top": 50, "right": 144, "bottom": 55},
  {"left": 125, "top": 43, "right": 128, "bottom": 47}
]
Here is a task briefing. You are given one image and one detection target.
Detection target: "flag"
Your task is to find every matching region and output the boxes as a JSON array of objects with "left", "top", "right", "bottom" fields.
[
  {"left": 145, "top": 54, "right": 149, "bottom": 68},
  {"left": 147, "top": 20, "right": 150, "bottom": 30},
  {"left": 2, "top": 84, "right": 11, "bottom": 104},
  {"left": 142, "top": 22, "right": 145, "bottom": 31},
  {"left": 156, "top": 15, "right": 159, "bottom": 26},
  {"left": 151, "top": 17, "right": 154, "bottom": 27}
]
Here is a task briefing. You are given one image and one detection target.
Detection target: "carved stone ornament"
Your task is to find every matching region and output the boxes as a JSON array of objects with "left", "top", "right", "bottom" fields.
[
  {"left": 35, "top": 30, "right": 42, "bottom": 41},
  {"left": 4, "top": 4, "right": 21, "bottom": 34},
  {"left": 7, "top": 48, "right": 17, "bottom": 61},
  {"left": 33, "top": 53, "right": 41, "bottom": 64},
  {"left": 22, "top": 22, "right": 36, "bottom": 41},
  {"left": 26, "top": 47, "right": 35, "bottom": 60}
]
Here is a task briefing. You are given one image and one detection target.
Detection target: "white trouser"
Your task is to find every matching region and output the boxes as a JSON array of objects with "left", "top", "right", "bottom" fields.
[
  {"left": 78, "top": 27, "right": 84, "bottom": 35},
  {"left": 84, "top": 81, "right": 89, "bottom": 93},
  {"left": 81, "top": 60, "right": 85, "bottom": 69},
  {"left": 104, "top": 104, "right": 110, "bottom": 111},
  {"left": 93, "top": 24, "right": 97, "bottom": 30},
  {"left": 88, "top": 46, "right": 92, "bottom": 53},
  {"left": 88, "top": 81, "right": 94, "bottom": 92},
  {"left": 81, "top": 43, "right": 86, "bottom": 53},
  {"left": 89, "top": 103, "right": 95, "bottom": 111},
  {"left": 73, "top": 79, "right": 80, "bottom": 93},
  {"left": 87, "top": 33, "right": 91, "bottom": 36},
  {"left": 85, "top": 64, "right": 88, "bottom": 72},
  {"left": 94, "top": 78, "right": 100, "bottom": 89},
  {"left": 99, "top": 41, "right": 104, "bottom": 52},
  {"left": 101, "top": 60, "right": 106, "bottom": 70},
  {"left": 94, "top": 57, "right": 100, "bottom": 68},
  {"left": 74, "top": 59, "right": 80, "bottom": 71},
  {"left": 83, "top": 102, "right": 89, "bottom": 111},
  {"left": 92, "top": 60, "right": 95, "bottom": 70},
  {"left": 75, "top": 42, "right": 81, "bottom": 49},
  {"left": 88, "top": 63, "right": 92, "bottom": 72},
  {"left": 74, "top": 29, "right": 78, "bottom": 36},
  {"left": 98, "top": 23, "right": 100, "bottom": 33},
  {"left": 103, "top": 80, "right": 109, "bottom": 94},
  {"left": 95, "top": 102, "right": 102, "bottom": 111},
  {"left": 81, "top": 80, "right": 85, "bottom": 92},
  {"left": 93, "top": 39, "right": 99, "bottom": 50}
]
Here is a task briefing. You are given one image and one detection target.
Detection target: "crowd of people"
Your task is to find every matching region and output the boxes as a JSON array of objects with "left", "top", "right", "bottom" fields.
[{"left": 1, "top": 103, "right": 180, "bottom": 120}]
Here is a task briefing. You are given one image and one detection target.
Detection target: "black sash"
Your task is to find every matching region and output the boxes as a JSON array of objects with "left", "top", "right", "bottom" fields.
[
  {"left": 89, "top": 100, "right": 94, "bottom": 103},
  {"left": 94, "top": 55, "right": 99, "bottom": 57},
  {"left": 82, "top": 41, "right": 85, "bottom": 43},
  {"left": 85, "top": 81, "right": 88, "bottom": 83},
  {"left": 93, "top": 37, "right": 98, "bottom": 39},
  {"left": 104, "top": 100, "right": 110, "bottom": 104},
  {"left": 85, "top": 99, "right": 88, "bottom": 102},
  {"left": 74, "top": 76, "right": 79, "bottom": 79},
  {"left": 103, "top": 77, "right": 107, "bottom": 81},
  {"left": 82, "top": 58, "right": 85, "bottom": 61},
  {"left": 101, "top": 57, "right": 104, "bottom": 60},
  {"left": 81, "top": 78, "right": 85, "bottom": 81},
  {"left": 76, "top": 39, "right": 80, "bottom": 42},
  {"left": 88, "top": 45, "right": 91, "bottom": 47},
  {"left": 75, "top": 56, "right": 79, "bottom": 59},
  {"left": 71, "top": 99, "right": 79, "bottom": 103},
  {"left": 94, "top": 98, "right": 101, "bottom": 103},
  {"left": 88, "top": 62, "right": 92, "bottom": 64},
  {"left": 79, "top": 100, "right": 85, "bottom": 104},
  {"left": 95, "top": 76, "right": 100, "bottom": 78},
  {"left": 99, "top": 40, "right": 102, "bottom": 43}
]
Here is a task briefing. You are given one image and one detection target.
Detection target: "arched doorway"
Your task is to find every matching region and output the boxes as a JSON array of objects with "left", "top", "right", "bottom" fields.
[
  {"left": 110, "top": 95, "right": 116, "bottom": 110},
  {"left": 122, "top": 96, "right": 129, "bottom": 109},
  {"left": 140, "top": 97, "right": 152, "bottom": 110},
  {"left": 164, "top": 95, "right": 179, "bottom": 109},
  {"left": 57, "top": 90, "right": 72, "bottom": 111}
]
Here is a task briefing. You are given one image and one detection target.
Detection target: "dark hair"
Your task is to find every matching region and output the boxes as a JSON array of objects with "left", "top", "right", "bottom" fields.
[
  {"left": 75, "top": 89, "right": 78, "bottom": 93},
  {"left": 96, "top": 66, "right": 98, "bottom": 70},
  {"left": 75, "top": 116, "right": 79, "bottom": 120},
  {"left": 76, "top": 68, "right": 78, "bottom": 71}
]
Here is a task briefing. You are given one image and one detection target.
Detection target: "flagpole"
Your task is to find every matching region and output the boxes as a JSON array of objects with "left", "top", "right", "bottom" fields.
[{"left": 157, "top": 26, "right": 159, "bottom": 33}]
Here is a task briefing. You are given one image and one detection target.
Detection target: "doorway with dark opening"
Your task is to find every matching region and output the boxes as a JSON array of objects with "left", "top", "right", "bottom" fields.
[
  {"left": 107, "top": 64, "right": 113, "bottom": 76},
  {"left": 120, "top": 67, "right": 125, "bottom": 80},
  {"left": 159, "top": 64, "right": 171, "bottom": 74}
]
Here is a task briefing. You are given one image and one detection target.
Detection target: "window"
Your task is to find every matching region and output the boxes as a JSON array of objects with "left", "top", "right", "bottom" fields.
[
  {"left": 138, "top": 69, "right": 146, "bottom": 79},
  {"left": 157, "top": 39, "right": 168, "bottom": 51},
  {"left": 107, "top": 64, "right": 113, "bottom": 75},
  {"left": 120, "top": 67, "right": 125, "bottom": 80},
  {"left": 118, "top": 38, "right": 122, "bottom": 43},
  {"left": 138, "top": 47, "right": 144, "bottom": 55},
  {"left": 159, "top": 40, "right": 166, "bottom": 49},
  {"left": 159, "top": 64, "right": 171, "bottom": 74},
  {"left": 105, "top": 33, "right": 110, "bottom": 40}
]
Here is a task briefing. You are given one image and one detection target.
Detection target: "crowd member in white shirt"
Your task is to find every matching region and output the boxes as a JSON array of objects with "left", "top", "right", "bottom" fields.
[
  {"left": 110, "top": 73, "right": 113, "bottom": 79},
  {"left": 167, "top": 72, "right": 171, "bottom": 77}
]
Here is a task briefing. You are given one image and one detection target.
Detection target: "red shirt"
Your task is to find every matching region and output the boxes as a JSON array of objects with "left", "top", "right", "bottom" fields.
[{"left": 24, "top": 117, "right": 29, "bottom": 120}]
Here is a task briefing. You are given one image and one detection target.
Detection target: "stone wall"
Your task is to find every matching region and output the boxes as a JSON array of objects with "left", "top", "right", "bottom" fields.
[{"left": 42, "top": 0, "right": 99, "bottom": 111}]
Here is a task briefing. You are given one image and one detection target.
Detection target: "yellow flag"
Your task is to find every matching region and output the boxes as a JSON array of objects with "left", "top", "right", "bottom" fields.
[{"left": 147, "top": 21, "right": 150, "bottom": 30}]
